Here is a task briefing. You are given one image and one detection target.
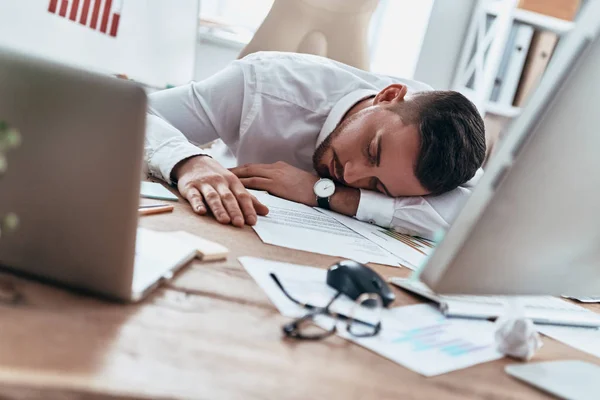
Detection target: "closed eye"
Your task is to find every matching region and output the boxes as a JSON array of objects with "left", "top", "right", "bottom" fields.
[{"left": 366, "top": 140, "right": 377, "bottom": 166}]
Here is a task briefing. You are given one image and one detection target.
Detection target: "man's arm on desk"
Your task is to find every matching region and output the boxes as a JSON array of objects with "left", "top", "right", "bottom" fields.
[
  {"left": 231, "top": 162, "right": 475, "bottom": 240},
  {"left": 145, "top": 65, "right": 268, "bottom": 227}
]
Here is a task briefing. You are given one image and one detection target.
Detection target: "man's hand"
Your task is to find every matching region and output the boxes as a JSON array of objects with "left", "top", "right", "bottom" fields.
[
  {"left": 231, "top": 161, "right": 320, "bottom": 206},
  {"left": 173, "top": 156, "right": 269, "bottom": 227},
  {"left": 232, "top": 161, "right": 361, "bottom": 217}
]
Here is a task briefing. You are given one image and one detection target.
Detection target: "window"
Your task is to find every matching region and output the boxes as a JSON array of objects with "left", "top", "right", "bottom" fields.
[
  {"left": 369, "top": 0, "right": 434, "bottom": 78},
  {"left": 198, "top": 0, "right": 433, "bottom": 78},
  {"left": 199, "top": 0, "right": 274, "bottom": 44}
]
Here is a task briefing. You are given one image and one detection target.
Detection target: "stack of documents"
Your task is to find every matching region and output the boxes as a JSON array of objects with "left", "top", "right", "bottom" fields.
[
  {"left": 249, "top": 191, "right": 401, "bottom": 266},
  {"left": 320, "top": 209, "right": 433, "bottom": 269},
  {"left": 240, "top": 256, "right": 503, "bottom": 376},
  {"left": 249, "top": 191, "right": 431, "bottom": 268}
]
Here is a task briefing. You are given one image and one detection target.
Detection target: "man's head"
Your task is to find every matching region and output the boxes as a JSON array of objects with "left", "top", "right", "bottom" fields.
[{"left": 313, "top": 84, "right": 486, "bottom": 197}]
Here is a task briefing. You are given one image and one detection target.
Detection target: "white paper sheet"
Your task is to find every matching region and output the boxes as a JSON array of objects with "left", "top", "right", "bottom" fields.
[
  {"left": 140, "top": 182, "right": 178, "bottom": 201},
  {"left": 250, "top": 191, "right": 400, "bottom": 266},
  {"left": 563, "top": 295, "right": 600, "bottom": 303},
  {"left": 318, "top": 209, "right": 433, "bottom": 270},
  {"left": 537, "top": 325, "right": 600, "bottom": 359},
  {"left": 239, "top": 256, "right": 503, "bottom": 376},
  {"left": 342, "top": 304, "right": 503, "bottom": 376},
  {"left": 390, "top": 278, "right": 600, "bottom": 327}
]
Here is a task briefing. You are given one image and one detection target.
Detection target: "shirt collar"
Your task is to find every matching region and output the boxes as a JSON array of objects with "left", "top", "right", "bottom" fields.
[{"left": 315, "top": 89, "right": 379, "bottom": 149}]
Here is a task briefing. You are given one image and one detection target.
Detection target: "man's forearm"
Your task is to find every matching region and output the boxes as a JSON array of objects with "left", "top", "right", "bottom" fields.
[
  {"left": 145, "top": 114, "right": 207, "bottom": 183},
  {"left": 329, "top": 186, "right": 360, "bottom": 217}
]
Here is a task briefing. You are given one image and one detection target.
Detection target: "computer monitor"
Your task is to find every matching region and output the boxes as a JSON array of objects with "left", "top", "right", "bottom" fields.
[{"left": 419, "top": 1, "right": 600, "bottom": 296}]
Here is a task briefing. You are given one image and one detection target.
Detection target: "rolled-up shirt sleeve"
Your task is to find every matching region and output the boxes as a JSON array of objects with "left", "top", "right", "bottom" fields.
[
  {"left": 145, "top": 114, "right": 208, "bottom": 183},
  {"left": 355, "top": 170, "right": 482, "bottom": 240},
  {"left": 144, "top": 63, "right": 246, "bottom": 184}
]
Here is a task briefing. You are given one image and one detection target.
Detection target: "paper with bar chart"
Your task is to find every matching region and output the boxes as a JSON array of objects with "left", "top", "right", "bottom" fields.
[
  {"left": 0, "top": 0, "right": 197, "bottom": 88},
  {"left": 48, "top": 0, "right": 123, "bottom": 37},
  {"left": 343, "top": 304, "right": 503, "bottom": 376},
  {"left": 318, "top": 209, "right": 434, "bottom": 270}
]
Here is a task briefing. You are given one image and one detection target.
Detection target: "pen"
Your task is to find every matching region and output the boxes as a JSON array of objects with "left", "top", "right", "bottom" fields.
[{"left": 138, "top": 204, "right": 174, "bottom": 216}]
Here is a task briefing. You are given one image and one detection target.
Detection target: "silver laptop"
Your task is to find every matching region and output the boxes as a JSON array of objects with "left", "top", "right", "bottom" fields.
[
  {"left": 419, "top": 1, "right": 600, "bottom": 297},
  {"left": 0, "top": 48, "right": 192, "bottom": 301}
]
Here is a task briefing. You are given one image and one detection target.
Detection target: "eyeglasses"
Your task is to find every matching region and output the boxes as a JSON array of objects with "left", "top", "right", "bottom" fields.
[{"left": 270, "top": 273, "right": 383, "bottom": 341}]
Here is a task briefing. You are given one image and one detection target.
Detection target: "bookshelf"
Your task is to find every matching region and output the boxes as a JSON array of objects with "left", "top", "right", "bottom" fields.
[
  {"left": 452, "top": 0, "right": 578, "bottom": 118},
  {"left": 486, "top": 1, "right": 575, "bottom": 34}
]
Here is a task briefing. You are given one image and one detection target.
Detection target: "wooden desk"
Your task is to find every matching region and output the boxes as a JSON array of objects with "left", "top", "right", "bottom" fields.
[{"left": 0, "top": 196, "right": 598, "bottom": 400}]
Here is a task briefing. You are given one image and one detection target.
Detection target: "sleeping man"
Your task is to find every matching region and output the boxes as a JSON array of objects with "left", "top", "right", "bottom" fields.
[{"left": 144, "top": 51, "right": 485, "bottom": 240}]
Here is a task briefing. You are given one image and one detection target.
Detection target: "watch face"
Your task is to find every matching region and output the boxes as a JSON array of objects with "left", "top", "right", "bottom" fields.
[{"left": 314, "top": 178, "right": 335, "bottom": 197}]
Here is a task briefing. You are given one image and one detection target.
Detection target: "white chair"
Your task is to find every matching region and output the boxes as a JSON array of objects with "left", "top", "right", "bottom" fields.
[{"left": 238, "top": 0, "right": 379, "bottom": 70}]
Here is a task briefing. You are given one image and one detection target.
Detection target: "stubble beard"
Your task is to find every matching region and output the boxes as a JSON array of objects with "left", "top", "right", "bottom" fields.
[{"left": 312, "top": 111, "right": 360, "bottom": 179}]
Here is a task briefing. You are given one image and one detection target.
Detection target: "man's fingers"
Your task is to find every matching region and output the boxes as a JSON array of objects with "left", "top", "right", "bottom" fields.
[
  {"left": 216, "top": 184, "right": 245, "bottom": 227},
  {"left": 230, "top": 163, "right": 274, "bottom": 178},
  {"left": 200, "top": 185, "right": 231, "bottom": 224},
  {"left": 229, "top": 182, "right": 260, "bottom": 225},
  {"left": 252, "top": 195, "right": 269, "bottom": 216},
  {"left": 185, "top": 187, "right": 207, "bottom": 215},
  {"left": 236, "top": 178, "right": 270, "bottom": 217},
  {"left": 239, "top": 177, "right": 271, "bottom": 191}
]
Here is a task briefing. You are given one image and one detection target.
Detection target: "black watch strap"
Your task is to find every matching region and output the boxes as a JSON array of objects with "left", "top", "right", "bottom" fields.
[{"left": 317, "top": 196, "right": 331, "bottom": 210}]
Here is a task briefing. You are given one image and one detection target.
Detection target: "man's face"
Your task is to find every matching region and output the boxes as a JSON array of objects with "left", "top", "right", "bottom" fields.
[{"left": 313, "top": 106, "right": 430, "bottom": 197}]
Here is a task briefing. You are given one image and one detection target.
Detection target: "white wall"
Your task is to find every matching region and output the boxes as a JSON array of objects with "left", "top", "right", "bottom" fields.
[
  {"left": 0, "top": 0, "right": 198, "bottom": 88},
  {"left": 413, "top": 0, "right": 476, "bottom": 89},
  {"left": 194, "top": 37, "right": 242, "bottom": 81},
  {"left": 369, "top": 0, "right": 434, "bottom": 79}
]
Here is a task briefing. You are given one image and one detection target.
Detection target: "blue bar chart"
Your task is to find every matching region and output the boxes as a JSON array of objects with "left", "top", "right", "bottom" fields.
[
  {"left": 392, "top": 323, "right": 490, "bottom": 357},
  {"left": 344, "top": 304, "right": 503, "bottom": 376}
]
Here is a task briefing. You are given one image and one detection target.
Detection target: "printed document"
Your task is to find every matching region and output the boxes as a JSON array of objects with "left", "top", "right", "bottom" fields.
[
  {"left": 318, "top": 209, "right": 433, "bottom": 270},
  {"left": 390, "top": 278, "right": 600, "bottom": 327},
  {"left": 537, "top": 325, "right": 600, "bottom": 359},
  {"left": 239, "top": 256, "right": 503, "bottom": 376},
  {"left": 250, "top": 191, "right": 400, "bottom": 266},
  {"left": 341, "top": 304, "right": 503, "bottom": 376}
]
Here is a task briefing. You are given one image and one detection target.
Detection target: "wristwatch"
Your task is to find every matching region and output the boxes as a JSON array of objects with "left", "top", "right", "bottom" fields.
[{"left": 313, "top": 178, "right": 336, "bottom": 210}]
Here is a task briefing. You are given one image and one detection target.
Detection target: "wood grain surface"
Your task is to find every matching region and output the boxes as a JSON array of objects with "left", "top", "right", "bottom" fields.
[{"left": 0, "top": 185, "right": 598, "bottom": 400}]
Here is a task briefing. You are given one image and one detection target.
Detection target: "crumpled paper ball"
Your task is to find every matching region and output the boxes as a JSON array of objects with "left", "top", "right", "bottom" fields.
[{"left": 495, "top": 316, "right": 543, "bottom": 360}]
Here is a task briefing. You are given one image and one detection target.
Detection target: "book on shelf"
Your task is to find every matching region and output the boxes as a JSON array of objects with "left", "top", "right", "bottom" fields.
[
  {"left": 490, "top": 22, "right": 534, "bottom": 106},
  {"left": 513, "top": 30, "right": 559, "bottom": 107},
  {"left": 517, "top": 0, "right": 581, "bottom": 21}
]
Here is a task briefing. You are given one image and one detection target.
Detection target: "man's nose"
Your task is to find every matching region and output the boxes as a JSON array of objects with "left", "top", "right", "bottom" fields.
[{"left": 343, "top": 161, "right": 370, "bottom": 185}]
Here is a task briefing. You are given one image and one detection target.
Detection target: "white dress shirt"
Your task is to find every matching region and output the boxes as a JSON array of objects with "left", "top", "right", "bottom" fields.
[{"left": 145, "top": 51, "right": 482, "bottom": 240}]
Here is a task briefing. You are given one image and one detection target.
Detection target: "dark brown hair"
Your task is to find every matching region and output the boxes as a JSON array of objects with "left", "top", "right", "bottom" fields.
[{"left": 394, "top": 90, "right": 486, "bottom": 195}]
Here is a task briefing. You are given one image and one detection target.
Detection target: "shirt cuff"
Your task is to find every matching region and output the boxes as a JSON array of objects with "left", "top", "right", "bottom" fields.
[
  {"left": 355, "top": 189, "right": 396, "bottom": 228},
  {"left": 147, "top": 139, "right": 207, "bottom": 184}
]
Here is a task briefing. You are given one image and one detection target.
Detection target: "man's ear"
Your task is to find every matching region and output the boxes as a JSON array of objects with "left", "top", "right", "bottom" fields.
[{"left": 373, "top": 84, "right": 408, "bottom": 105}]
